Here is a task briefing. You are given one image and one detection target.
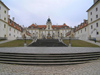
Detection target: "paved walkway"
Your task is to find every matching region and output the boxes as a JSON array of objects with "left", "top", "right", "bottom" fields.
[
  {"left": 0, "top": 47, "right": 100, "bottom": 54},
  {"left": 0, "top": 40, "right": 14, "bottom": 44},
  {"left": 0, "top": 59, "right": 100, "bottom": 75},
  {"left": 81, "top": 39, "right": 100, "bottom": 46}
]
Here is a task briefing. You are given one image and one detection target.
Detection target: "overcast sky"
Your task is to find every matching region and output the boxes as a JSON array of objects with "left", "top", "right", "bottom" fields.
[{"left": 3, "top": 0, "right": 93, "bottom": 27}]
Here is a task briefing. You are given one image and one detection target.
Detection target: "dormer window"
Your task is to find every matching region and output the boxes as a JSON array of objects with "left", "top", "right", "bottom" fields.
[
  {"left": 65, "top": 26, "right": 67, "bottom": 29},
  {"left": 42, "top": 27, "right": 44, "bottom": 30},
  {"left": 20, "top": 27, "right": 21, "bottom": 30},
  {"left": 9, "top": 20, "right": 11, "bottom": 24},
  {"left": 13, "top": 23, "right": 15, "bottom": 27},
  {"left": 17, "top": 25, "right": 19, "bottom": 28},
  {"left": 31, "top": 26, "right": 34, "bottom": 29}
]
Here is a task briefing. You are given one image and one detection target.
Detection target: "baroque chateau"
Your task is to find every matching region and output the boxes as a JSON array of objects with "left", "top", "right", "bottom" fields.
[{"left": 0, "top": 0, "right": 100, "bottom": 41}]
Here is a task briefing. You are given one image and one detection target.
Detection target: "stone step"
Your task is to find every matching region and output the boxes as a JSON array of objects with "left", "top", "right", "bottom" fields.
[
  {"left": 0, "top": 58, "right": 98, "bottom": 62},
  {"left": 0, "top": 52, "right": 100, "bottom": 57},
  {"left": 0, "top": 61, "right": 89, "bottom": 65},
  {"left": 0, "top": 52, "right": 100, "bottom": 65},
  {"left": 0, "top": 55, "right": 100, "bottom": 59},
  {"left": 28, "top": 39, "right": 67, "bottom": 47}
]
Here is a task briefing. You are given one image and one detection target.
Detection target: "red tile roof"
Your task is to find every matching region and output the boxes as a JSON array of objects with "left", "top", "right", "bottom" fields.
[
  {"left": 28, "top": 23, "right": 69, "bottom": 29},
  {"left": 8, "top": 19, "right": 23, "bottom": 32},
  {"left": 26, "top": 31, "right": 31, "bottom": 36},
  {"left": 75, "top": 20, "right": 88, "bottom": 32}
]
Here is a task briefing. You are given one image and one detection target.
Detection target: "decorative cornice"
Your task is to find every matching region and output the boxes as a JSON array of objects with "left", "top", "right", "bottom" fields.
[
  {"left": 87, "top": 0, "right": 100, "bottom": 12},
  {"left": 0, "top": 19, "right": 8, "bottom": 24},
  {"left": 88, "top": 18, "right": 100, "bottom": 25},
  {"left": 0, "top": 0, "right": 10, "bottom": 10}
]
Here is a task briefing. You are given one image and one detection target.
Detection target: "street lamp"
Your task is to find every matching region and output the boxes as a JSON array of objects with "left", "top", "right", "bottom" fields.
[
  {"left": 69, "top": 36, "right": 71, "bottom": 47},
  {"left": 23, "top": 34, "right": 27, "bottom": 47}
]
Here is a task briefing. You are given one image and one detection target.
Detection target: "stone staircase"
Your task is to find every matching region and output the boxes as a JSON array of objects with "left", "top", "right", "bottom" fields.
[
  {"left": 0, "top": 52, "right": 100, "bottom": 65},
  {"left": 28, "top": 39, "right": 67, "bottom": 47}
]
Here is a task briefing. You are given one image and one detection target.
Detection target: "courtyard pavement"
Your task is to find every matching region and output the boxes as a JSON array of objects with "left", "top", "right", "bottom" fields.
[
  {"left": 0, "top": 59, "right": 100, "bottom": 75},
  {"left": 0, "top": 47, "right": 100, "bottom": 54},
  {"left": 0, "top": 47, "right": 100, "bottom": 75}
]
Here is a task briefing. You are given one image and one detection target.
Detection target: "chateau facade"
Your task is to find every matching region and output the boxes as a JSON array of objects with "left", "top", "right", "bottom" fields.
[
  {"left": 0, "top": 0, "right": 100, "bottom": 41},
  {"left": 27, "top": 18, "right": 71, "bottom": 39}
]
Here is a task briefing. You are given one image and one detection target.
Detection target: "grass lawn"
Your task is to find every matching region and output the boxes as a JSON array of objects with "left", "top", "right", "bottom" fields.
[
  {"left": 0, "top": 40, "right": 32, "bottom": 47},
  {"left": 63, "top": 40, "right": 99, "bottom": 47}
]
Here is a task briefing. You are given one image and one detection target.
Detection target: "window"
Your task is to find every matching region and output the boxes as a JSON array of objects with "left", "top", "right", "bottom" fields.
[
  {"left": 0, "top": 6, "right": 1, "bottom": 10},
  {"left": 4, "top": 18, "right": 6, "bottom": 21},
  {"left": 14, "top": 30, "right": 15, "bottom": 33},
  {"left": 4, "top": 35, "right": 6, "bottom": 37},
  {"left": 91, "top": 18, "right": 92, "bottom": 21},
  {"left": 42, "top": 27, "right": 44, "bottom": 30},
  {"left": 13, "top": 22, "right": 16, "bottom": 27},
  {"left": 48, "top": 25, "right": 50, "bottom": 29},
  {"left": 31, "top": 26, "right": 34, "bottom": 29},
  {"left": 9, "top": 20, "right": 11, "bottom": 24},
  {"left": 97, "top": 32, "right": 99, "bottom": 35},
  {"left": 65, "top": 27, "right": 67, "bottom": 29},
  {"left": 31, "top": 30, "right": 33, "bottom": 33},
  {"left": 0, "top": 14, "right": 1, "bottom": 19},
  {"left": 96, "top": 7, "right": 98, "bottom": 11},
  {"left": 96, "top": 23, "right": 98, "bottom": 27},
  {"left": 4, "top": 10, "right": 6, "bottom": 14},
  {"left": 9, "top": 34, "right": 11, "bottom": 36},
  {"left": 85, "top": 28, "right": 86, "bottom": 31},
  {"left": 96, "top": 15, "right": 98, "bottom": 18},
  {"left": 9, "top": 28, "right": 11, "bottom": 31},
  {"left": 90, "top": 12, "right": 92, "bottom": 15},
  {"left": 4, "top": 24, "right": 6, "bottom": 28},
  {"left": 14, "top": 35, "right": 15, "bottom": 37},
  {"left": 91, "top": 25, "right": 93, "bottom": 29},
  {"left": 81, "top": 30, "right": 82, "bottom": 33},
  {"left": 78, "top": 31, "right": 79, "bottom": 34}
]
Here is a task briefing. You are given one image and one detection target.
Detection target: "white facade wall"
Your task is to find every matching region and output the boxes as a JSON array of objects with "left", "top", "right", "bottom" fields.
[
  {"left": 89, "top": 20, "right": 100, "bottom": 40},
  {"left": 88, "top": 1, "right": 100, "bottom": 40},
  {"left": 0, "top": 1, "right": 9, "bottom": 38},
  {"left": 88, "top": 2, "right": 100, "bottom": 24},
  {"left": 0, "top": 21, "right": 8, "bottom": 37},
  {"left": 75, "top": 26, "right": 89, "bottom": 40},
  {"left": 7, "top": 26, "right": 22, "bottom": 40},
  {"left": 27, "top": 28, "right": 71, "bottom": 39}
]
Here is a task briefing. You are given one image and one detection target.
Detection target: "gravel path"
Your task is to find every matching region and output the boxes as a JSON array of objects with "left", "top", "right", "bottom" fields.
[{"left": 0, "top": 59, "right": 100, "bottom": 75}]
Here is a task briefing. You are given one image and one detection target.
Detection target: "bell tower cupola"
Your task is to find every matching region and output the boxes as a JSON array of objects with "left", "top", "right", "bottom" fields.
[{"left": 46, "top": 17, "right": 52, "bottom": 30}]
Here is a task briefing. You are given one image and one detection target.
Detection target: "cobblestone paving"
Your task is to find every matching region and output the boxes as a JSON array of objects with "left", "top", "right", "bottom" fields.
[{"left": 0, "top": 59, "right": 100, "bottom": 75}]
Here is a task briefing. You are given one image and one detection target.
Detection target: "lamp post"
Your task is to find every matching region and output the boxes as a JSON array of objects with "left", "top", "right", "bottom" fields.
[
  {"left": 23, "top": 34, "right": 27, "bottom": 47},
  {"left": 69, "top": 36, "right": 71, "bottom": 47}
]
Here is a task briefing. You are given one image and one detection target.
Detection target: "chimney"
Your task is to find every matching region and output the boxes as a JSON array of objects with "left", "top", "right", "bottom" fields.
[
  {"left": 12, "top": 17, "right": 15, "bottom": 21},
  {"left": 74, "top": 26, "right": 76, "bottom": 28}
]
